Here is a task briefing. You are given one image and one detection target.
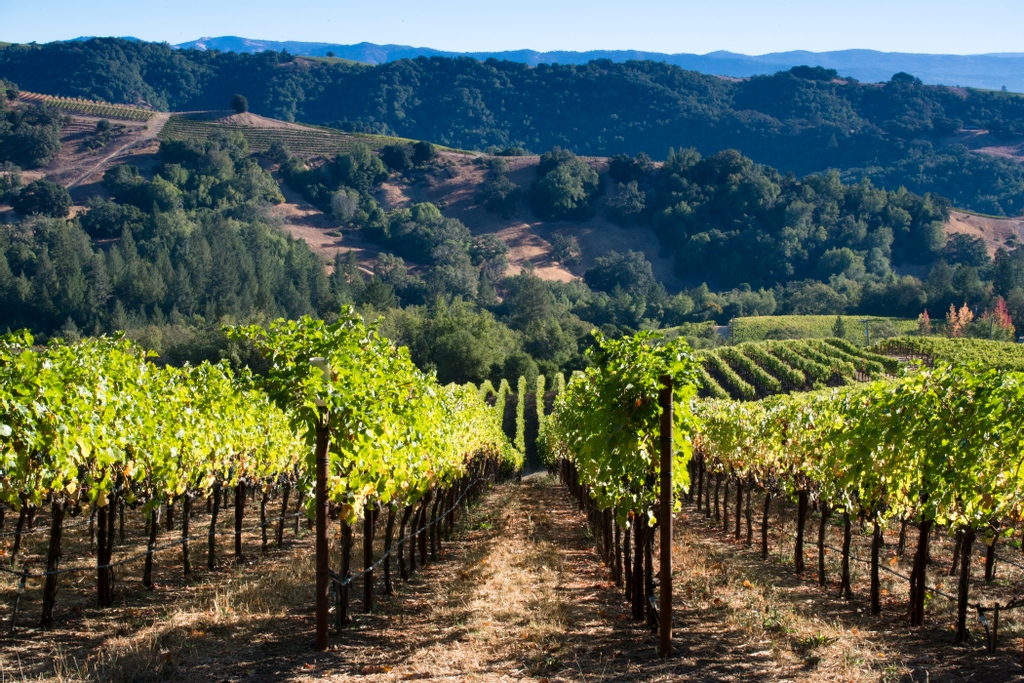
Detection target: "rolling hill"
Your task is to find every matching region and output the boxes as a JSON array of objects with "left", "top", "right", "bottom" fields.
[
  {"left": 4, "top": 38, "right": 1024, "bottom": 217},
  {"left": 170, "top": 36, "right": 1024, "bottom": 92},
  {"left": 17, "top": 101, "right": 1024, "bottom": 291}
]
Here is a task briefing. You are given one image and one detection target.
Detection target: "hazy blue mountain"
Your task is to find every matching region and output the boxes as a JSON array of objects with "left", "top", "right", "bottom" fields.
[{"left": 172, "top": 36, "right": 1024, "bottom": 91}]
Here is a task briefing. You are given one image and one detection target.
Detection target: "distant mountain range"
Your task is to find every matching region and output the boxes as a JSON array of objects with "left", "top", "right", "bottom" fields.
[{"left": 166, "top": 36, "right": 1024, "bottom": 92}]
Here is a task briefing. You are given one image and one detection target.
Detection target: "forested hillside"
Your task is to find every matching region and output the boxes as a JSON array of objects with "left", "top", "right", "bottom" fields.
[
  {"left": 2, "top": 39, "right": 1024, "bottom": 214},
  {"left": 3, "top": 88, "right": 1023, "bottom": 387},
  {"left": 4, "top": 60, "right": 1024, "bottom": 391},
  {"left": 170, "top": 37, "right": 1024, "bottom": 92}
]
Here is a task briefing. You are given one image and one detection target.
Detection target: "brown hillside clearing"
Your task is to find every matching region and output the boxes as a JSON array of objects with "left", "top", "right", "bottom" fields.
[
  {"left": 183, "top": 110, "right": 316, "bottom": 131},
  {"left": 270, "top": 170, "right": 383, "bottom": 275},
  {"left": 374, "top": 153, "right": 683, "bottom": 289},
  {"left": 22, "top": 111, "right": 168, "bottom": 193},
  {"left": 952, "top": 129, "right": 1024, "bottom": 163},
  {"left": 946, "top": 210, "right": 1024, "bottom": 256}
]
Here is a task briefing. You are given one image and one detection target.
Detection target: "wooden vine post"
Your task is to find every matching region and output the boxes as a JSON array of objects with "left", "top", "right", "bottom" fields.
[
  {"left": 658, "top": 374, "right": 673, "bottom": 658},
  {"left": 311, "top": 358, "right": 331, "bottom": 651}
]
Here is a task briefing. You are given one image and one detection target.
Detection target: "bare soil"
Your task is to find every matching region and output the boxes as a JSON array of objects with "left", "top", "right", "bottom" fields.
[
  {"left": 677, "top": 489, "right": 1024, "bottom": 683},
  {"left": 269, "top": 170, "right": 383, "bottom": 275},
  {"left": 217, "top": 112, "right": 315, "bottom": 131},
  {"left": 9, "top": 108, "right": 170, "bottom": 212},
  {"left": 951, "top": 130, "right": 1024, "bottom": 164}
]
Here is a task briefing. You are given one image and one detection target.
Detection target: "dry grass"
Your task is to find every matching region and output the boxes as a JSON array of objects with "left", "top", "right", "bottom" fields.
[
  {"left": 3, "top": 477, "right": 1022, "bottom": 682},
  {"left": 673, "top": 493, "right": 1024, "bottom": 683},
  {"left": 371, "top": 153, "right": 684, "bottom": 289},
  {"left": 946, "top": 210, "right": 1024, "bottom": 257}
]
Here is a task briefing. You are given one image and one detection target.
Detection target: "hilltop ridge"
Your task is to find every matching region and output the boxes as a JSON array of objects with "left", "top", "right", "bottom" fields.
[
  {"left": 167, "top": 36, "right": 1024, "bottom": 92},
  {"left": 4, "top": 38, "right": 1024, "bottom": 217}
]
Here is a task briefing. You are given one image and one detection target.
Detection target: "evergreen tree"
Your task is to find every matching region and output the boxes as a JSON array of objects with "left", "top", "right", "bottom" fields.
[{"left": 832, "top": 315, "right": 848, "bottom": 339}]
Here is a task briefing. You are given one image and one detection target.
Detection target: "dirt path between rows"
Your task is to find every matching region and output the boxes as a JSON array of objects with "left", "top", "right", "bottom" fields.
[
  {"left": 316, "top": 474, "right": 794, "bottom": 683},
  {"left": 0, "top": 475, "right": 801, "bottom": 682}
]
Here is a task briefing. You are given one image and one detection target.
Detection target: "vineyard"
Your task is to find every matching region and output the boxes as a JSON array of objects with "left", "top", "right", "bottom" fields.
[
  {"left": 6, "top": 322, "right": 1024, "bottom": 679},
  {"left": 875, "top": 335, "right": 1024, "bottom": 370},
  {"left": 728, "top": 315, "right": 918, "bottom": 344},
  {"left": 691, "top": 361, "right": 1024, "bottom": 644},
  {"left": 540, "top": 329, "right": 1024, "bottom": 674},
  {"left": 696, "top": 337, "right": 899, "bottom": 400},
  {"left": 158, "top": 114, "right": 411, "bottom": 156},
  {"left": 0, "top": 311, "right": 518, "bottom": 646},
  {"left": 18, "top": 92, "right": 154, "bottom": 121}
]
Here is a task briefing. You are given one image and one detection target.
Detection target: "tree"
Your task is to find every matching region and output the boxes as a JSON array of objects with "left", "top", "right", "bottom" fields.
[
  {"left": 502, "top": 351, "right": 539, "bottom": 387},
  {"left": 358, "top": 277, "right": 398, "bottom": 310},
  {"left": 530, "top": 148, "right": 600, "bottom": 221},
  {"left": 503, "top": 272, "right": 553, "bottom": 330},
  {"left": 80, "top": 198, "right": 148, "bottom": 238},
  {"left": 584, "top": 250, "right": 655, "bottom": 297},
  {"left": 477, "top": 175, "right": 522, "bottom": 218},
  {"left": 943, "top": 233, "right": 989, "bottom": 268},
  {"left": 11, "top": 179, "right": 72, "bottom": 217},
  {"left": 230, "top": 94, "right": 249, "bottom": 113},
  {"left": 608, "top": 152, "right": 654, "bottom": 184},
  {"left": 550, "top": 233, "right": 582, "bottom": 266},
  {"left": 947, "top": 303, "right": 974, "bottom": 338},
  {"left": 783, "top": 281, "right": 848, "bottom": 315},
  {"left": 470, "top": 234, "right": 509, "bottom": 273},
  {"left": 266, "top": 141, "right": 290, "bottom": 165},
  {"left": 332, "top": 144, "right": 388, "bottom": 192},
  {"left": 330, "top": 188, "right": 360, "bottom": 222},
  {"left": 102, "top": 163, "right": 144, "bottom": 200},
  {"left": 993, "top": 297, "right": 1015, "bottom": 332},
  {"left": 0, "top": 161, "right": 21, "bottom": 202},
  {"left": 411, "top": 141, "right": 436, "bottom": 166},
  {"left": 832, "top": 315, "right": 847, "bottom": 339},
  {"left": 917, "top": 309, "right": 932, "bottom": 335},
  {"left": 380, "top": 143, "right": 414, "bottom": 172},
  {"left": 606, "top": 181, "right": 645, "bottom": 226},
  {"left": 2, "top": 113, "right": 62, "bottom": 168},
  {"left": 0, "top": 78, "right": 18, "bottom": 101}
]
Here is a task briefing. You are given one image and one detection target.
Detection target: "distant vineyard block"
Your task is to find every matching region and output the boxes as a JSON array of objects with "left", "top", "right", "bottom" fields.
[
  {"left": 158, "top": 115, "right": 408, "bottom": 156},
  {"left": 19, "top": 91, "right": 154, "bottom": 121}
]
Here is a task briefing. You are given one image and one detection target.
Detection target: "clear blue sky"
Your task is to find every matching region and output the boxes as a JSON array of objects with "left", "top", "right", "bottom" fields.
[{"left": 3, "top": 0, "right": 1022, "bottom": 55}]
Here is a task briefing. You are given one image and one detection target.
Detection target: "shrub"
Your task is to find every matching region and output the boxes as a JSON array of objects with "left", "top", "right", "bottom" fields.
[
  {"left": 12, "top": 179, "right": 72, "bottom": 217},
  {"left": 477, "top": 175, "right": 522, "bottom": 218}
]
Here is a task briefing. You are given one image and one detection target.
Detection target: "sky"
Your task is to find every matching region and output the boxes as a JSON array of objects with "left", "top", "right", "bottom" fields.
[{"left": 2, "top": 0, "right": 1023, "bottom": 55}]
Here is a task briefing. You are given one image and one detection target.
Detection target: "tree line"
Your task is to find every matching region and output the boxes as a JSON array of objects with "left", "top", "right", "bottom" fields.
[{"left": 1, "top": 40, "right": 1024, "bottom": 214}]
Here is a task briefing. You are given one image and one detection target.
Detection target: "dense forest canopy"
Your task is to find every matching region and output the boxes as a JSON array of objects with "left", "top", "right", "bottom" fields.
[{"left": 2, "top": 39, "right": 1024, "bottom": 214}]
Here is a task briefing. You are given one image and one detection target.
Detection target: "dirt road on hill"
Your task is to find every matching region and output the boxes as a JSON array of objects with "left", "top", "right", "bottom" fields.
[{"left": 65, "top": 112, "right": 170, "bottom": 189}]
